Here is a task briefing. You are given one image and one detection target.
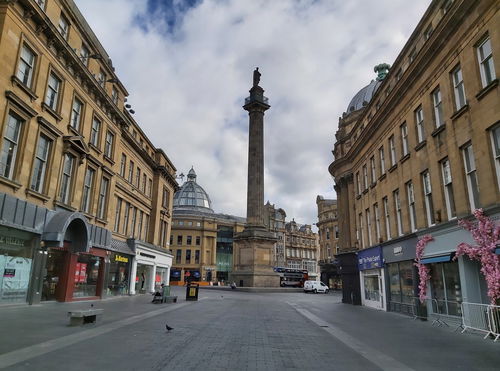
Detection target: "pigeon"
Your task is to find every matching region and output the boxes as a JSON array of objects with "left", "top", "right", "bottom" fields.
[
  {"left": 166, "top": 324, "right": 174, "bottom": 332},
  {"left": 91, "top": 304, "right": 94, "bottom": 308}
]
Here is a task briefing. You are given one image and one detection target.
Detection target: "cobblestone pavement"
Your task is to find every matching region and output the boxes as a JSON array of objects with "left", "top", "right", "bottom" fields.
[{"left": 0, "top": 287, "right": 499, "bottom": 370}]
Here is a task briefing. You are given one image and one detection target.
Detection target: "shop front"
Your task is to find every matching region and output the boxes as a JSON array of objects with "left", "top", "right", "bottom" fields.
[
  {"left": 129, "top": 239, "right": 173, "bottom": 295},
  {"left": 382, "top": 236, "right": 417, "bottom": 315},
  {"left": 338, "top": 251, "right": 361, "bottom": 305},
  {"left": 0, "top": 226, "right": 37, "bottom": 304},
  {"left": 358, "top": 246, "right": 386, "bottom": 311},
  {"left": 106, "top": 252, "right": 132, "bottom": 296},
  {"left": 418, "top": 223, "right": 488, "bottom": 320}
]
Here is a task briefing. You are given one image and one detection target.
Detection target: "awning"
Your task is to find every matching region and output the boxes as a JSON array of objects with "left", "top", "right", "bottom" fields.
[{"left": 421, "top": 254, "right": 453, "bottom": 264}]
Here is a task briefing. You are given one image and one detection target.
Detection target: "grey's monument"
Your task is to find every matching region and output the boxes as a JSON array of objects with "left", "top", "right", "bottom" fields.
[{"left": 231, "top": 68, "right": 280, "bottom": 287}]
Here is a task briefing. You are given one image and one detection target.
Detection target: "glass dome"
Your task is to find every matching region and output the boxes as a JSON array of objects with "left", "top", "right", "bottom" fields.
[{"left": 173, "top": 167, "right": 214, "bottom": 212}]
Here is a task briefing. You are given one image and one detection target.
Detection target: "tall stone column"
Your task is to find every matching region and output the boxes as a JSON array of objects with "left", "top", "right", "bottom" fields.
[{"left": 231, "top": 68, "right": 280, "bottom": 287}]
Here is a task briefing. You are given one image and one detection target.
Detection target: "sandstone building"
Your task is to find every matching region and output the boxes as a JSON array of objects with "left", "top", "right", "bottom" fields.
[
  {"left": 329, "top": 0, "right": 499, "bottom": 313},
  {"left": 316, "top": 196, "right": 340, "bottom": 288},
  {"left": 284, "top": 220, "right": 319, "bottom": 279},
  {"left": 0, "top": 0, "right": 177, "bottom": 303}
]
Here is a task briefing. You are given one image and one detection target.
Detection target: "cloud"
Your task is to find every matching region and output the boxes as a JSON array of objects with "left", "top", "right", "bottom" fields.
[{"left": 75, "top": 0, "right": 429, "bottom": 227}]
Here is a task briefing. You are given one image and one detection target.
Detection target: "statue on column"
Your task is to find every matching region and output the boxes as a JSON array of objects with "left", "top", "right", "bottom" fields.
[{"left": 253, "top": 67, "right": 261, "bottom": 87}]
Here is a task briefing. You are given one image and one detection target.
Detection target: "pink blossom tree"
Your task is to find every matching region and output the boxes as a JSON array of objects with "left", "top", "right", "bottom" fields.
[
  {"left": 414, "top": 235, "right": 434, "bottom": 303},
  {"left": 455, "top": 209, "right": 500, "bottom": 305}
]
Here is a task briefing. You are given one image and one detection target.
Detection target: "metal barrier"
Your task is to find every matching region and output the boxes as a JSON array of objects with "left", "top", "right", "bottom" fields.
[
  {"left": 433, "top": 299, "right": 463, "bottom": 329},
  {"left": 461, "top": 302, "right": 500, "bottom": 342}
]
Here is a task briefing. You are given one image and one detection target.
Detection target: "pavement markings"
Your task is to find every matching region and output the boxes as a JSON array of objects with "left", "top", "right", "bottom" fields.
[
  {"left": 0, "top": 300, "right": 203, "bottom": 369},
  {"left": 287, "top": 302, "right": 416, "bottom": 371}
]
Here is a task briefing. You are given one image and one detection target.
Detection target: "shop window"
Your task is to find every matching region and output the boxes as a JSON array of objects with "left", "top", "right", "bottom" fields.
[
  {"left": 430, "top": 261, "right": 462, "bottom": 317},
  {"left": 73, "top": 255, "right": 101, "bottom": 298},
  {"left": 388, "top": 261, "right": 414, "bottom": 305}
]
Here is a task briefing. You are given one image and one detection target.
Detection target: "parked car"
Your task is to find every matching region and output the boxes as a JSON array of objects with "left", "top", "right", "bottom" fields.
[{"left": 303, "top": 280, "right": 329, "bottom": 294}]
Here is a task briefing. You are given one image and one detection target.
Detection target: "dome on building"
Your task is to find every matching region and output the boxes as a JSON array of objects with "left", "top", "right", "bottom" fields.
[
  {"left": 173, "top": 167, "right": 214, "bottom": 213},
  {"left": 345, "top": 63, "right": 390, "bottom": 114}
]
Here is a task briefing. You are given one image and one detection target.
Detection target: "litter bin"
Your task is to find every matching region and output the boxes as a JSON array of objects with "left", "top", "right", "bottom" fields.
[{"left": 186, "top": 283, "right": 199, "bottom": 301}]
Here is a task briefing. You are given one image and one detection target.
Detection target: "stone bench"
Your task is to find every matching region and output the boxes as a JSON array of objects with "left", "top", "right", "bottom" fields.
[
  {"left": 68, "top": 309, "right": 104, "bottom": 326},
  {"left": 152, "top": 295, "right": 178, "bottom": 304}
]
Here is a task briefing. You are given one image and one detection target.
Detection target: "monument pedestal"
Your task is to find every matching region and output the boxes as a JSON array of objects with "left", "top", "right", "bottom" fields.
[{"left": 231, "top": 226, "right": 280, "bottom": 288}]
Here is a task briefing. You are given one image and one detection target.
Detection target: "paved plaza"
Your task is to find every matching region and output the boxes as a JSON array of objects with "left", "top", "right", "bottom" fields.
[{"left": 0, "top": 287, "right": 499, "bottom": 370}]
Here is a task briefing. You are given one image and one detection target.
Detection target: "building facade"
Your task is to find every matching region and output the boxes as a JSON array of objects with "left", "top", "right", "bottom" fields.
[
  {"left": 329, "top": 0, "right": 499, "bottom": 314},
  {"left": 316, "top": 196, "right": 340, "bottom": 288},
  {"left": 0, "top": 0, "right": 176, "bottom": 304},
  {"left": 169, "top": 168, "right": 245, "bottom": 285},
  {"left": 284, "top": 220, "right": 319, "bottom": 279},
  {"left": 263, "top": 202, "right": 286, "bottom": 268}
]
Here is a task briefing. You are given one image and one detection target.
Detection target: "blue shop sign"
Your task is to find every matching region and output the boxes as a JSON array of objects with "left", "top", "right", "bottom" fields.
[{"left": 358, "top": 246, "right": 383, "bottom": 271}]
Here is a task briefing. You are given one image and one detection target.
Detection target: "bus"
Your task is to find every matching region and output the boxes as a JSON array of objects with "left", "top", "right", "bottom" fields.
[{"left": 274, "top": 268, "right": 309, "bottom": 287}]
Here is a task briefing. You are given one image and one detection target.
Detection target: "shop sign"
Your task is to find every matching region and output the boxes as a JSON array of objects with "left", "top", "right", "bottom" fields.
[
  {"left": 3, "top": 268, "right": 15, "bottom": 277},
  {"left": 393, "top": 246, "right": 403, "bottom": 255},
  {"left": 358, "top": 246, "right": 383, "bottom": 271},
  {"left": 0, "top": 236, "right": 25, "bottom": 246},
  {"left": 115, "top": 255, "right": 129, "bottom": 263},
  {"left": 139, "top": 252, "right": 155, "bottom": 259}
]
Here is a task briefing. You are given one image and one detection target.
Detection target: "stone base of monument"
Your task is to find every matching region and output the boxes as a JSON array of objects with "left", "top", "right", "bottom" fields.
[{"left": 231, "top": 226, "right": 280, "bottom": 288}]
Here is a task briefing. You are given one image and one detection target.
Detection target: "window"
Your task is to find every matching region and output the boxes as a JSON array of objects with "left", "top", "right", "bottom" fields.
[
  {"left": 58, "top": 14, "right": 69, "bottom": 39},
  {"left": 104, "top": 131, "right": 114, "bottom": 158},
  {"left": 119, "top": 154, "right": 126, "bottom": 177},
  {"left": 379, "top": 147, "right": 385, "bottom": 175},
  {"left": 142, "top": 173, "right": 146, "bottom": 192},
  {"left": 123, "top": 202, "right": 130, "bottom": 235},
  {"left": 432, "top": 88, "right": 444, "bottom": 128},
  {"left": 383, "top": 196, "right": 391, "bottom": 240},
  {"left": 97, "top": 177, "right": 109, "bottom": 220},
  {"left": 477, "top": 37, "right": 496, "bottom": 87},
  {"left": 70, "top": 97, "right": 83, "bottom": 131},
  {"left": 97, "top": 69, "right": 106, "bottom": 87},
  {"left": 114, "top": 198, "right": 122, "bottom": 232},
  {"left": 137, "top": 210, "right": 144, "bottom": 240},
  {"left": 177, "top": 235, "right": 182, "bottom": 245},
  {"left": 186, "top": 250, "right": 191, "bottom": 264},
  {"left": 389, "top": 135, "right": 396, "bottom": 166},
  {"left": 195, "top": 250, "right": 200, "bottom": 264},
  {"left": 196, "top": 236, "right": 201, "bottom": 245},
  {"left": 160, "top": 221, "right": 168, "bottom": 247},
  {"left": 415, "top": 107, "right": 424, "bottom": 143},
  {"left": 463, "top": 144, "right": 480, "bottom": 210},
  {"left": 59, "top": 153, "right": 74, "bottom": 204},
  {"left": 128, "top": 160, "right": 134, "bottom": 183},
  {"left": 401, "top": 122, "right": 409, "bottom": 156},
  {"left": 358, "top": 213, "right": 364, "bottom": 248},
  {"left": 30, "top": 134, "right": 51, "bottom": 193},
  {"left": 112, "top": 86, "right": 119, "bottom": 105},
  {"left": 366, "top": 209, "right": 372, "bottom": 247},
  {"left": 145, "top": 214, "right": 151, "bottom": 241},
  {"left": 170, "top": 234, "right": 173, "bottom": 246},
  {"left": 356, "top": 171, "right": 361, "bottom": 195},
  {"left": 370, "top": 156, "right": 376, "bottom": 184},
  {"left": 176, "top": 249, "right": 181, "bottom": 264},
  {"left": 394, "top": 189, "right": 403, "bottom": 236},
  {"left": 491, "top": 126, "right": 500, "bottom": 191},
  {"left": 90, "top": 117, "right": 101, "bottom": 147},
  {"left": 441, "top": 159, "right": 456, "bottom": 220},
  {"left": 452, "top": 66, "right": 466, "bottom": 110},
  {"left": 45, "top": 73, "right": 61, "bottom": 111},
  {"left": 407, "top": 181, "right": 417, "bottom": 232},
  {"left": 35, "top": 0, "right": 45, "bottom": 9},
  {"left": 162, "top": 187, "right": 170, "bottom": 208},
  {"left": 148, "top": 179, "right": 152, "bottom": 197},
  {"left": 408, "top": 47, "right": 417, "bottom": 63},
  {"left": 326, "top": 228, "right": 330, "bottom": 240},
  {"left": 374, "top": 203, "right": 381, "bottom": 242},
  {"left": 362, "top": 165, "right": 368, "bottom": 190},
  {"left": 136, "top": 167, "right": 141, "bottom": 188},
  {"left": 424, "top": 24, "right": 433, "bottom": 40},
  {"left": 130, "top": 207, "right": 137, "bottom": 237},
  {"left": 80, "top": 44, "right": 89, "bottom": 66},
  {"left": 187, "top": 236, "right": 192, "bottom": 245},
  {"left": 81, "top": 167, "right": 95, "bottom": 213},
  {"left": 422, "top": 171, "right": 435, "bottom": 226},
  {"left": 17, "top": 45, "right": 35, "bottom": 87}
]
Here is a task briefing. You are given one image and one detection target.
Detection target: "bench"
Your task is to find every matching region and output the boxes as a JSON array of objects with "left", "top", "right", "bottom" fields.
[
  {"left": 68, "top": 309, "right": 104, "bottom": 326},
  {"left": 152, "top": 295, "right": 178, "bottom": 304}
]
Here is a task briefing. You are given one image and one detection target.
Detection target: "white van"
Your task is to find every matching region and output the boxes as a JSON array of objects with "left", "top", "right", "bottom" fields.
[{"left": 303, "top": 280, "right": 329, "bottom": 294}]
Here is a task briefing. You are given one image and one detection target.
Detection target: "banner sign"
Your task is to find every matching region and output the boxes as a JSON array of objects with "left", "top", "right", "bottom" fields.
[{"left": 358, "top": 246, "right": 383, "bottom": 271}]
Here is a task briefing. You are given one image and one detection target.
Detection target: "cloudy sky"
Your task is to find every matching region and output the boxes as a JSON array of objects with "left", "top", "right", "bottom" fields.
[{"left": 75, "top": 0, "right": 429, "bottom": 226}]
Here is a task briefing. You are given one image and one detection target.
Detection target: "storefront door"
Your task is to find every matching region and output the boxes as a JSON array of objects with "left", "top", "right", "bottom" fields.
[
  {"left": 362, "top": 269, "right": 385, "bottom": 310},
  {"left": 42, "top": 248, "right": 66, "bottom": 301}
]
